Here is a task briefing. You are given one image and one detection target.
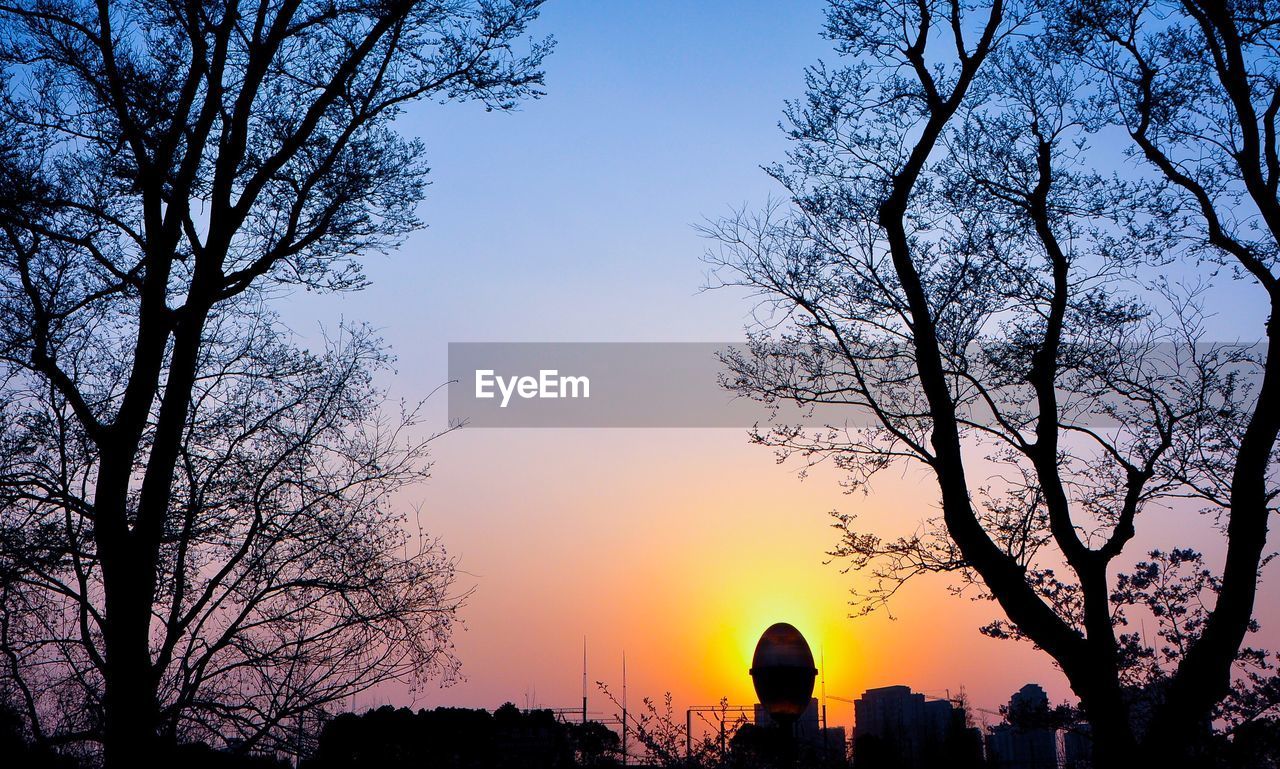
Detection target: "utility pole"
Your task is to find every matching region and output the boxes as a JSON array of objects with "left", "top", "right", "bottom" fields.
[
  {"left": 582, "top": 636, "right": 588, "bottom": 725},
  {"left": 621, "top": 651, "right": 628, "bottom": 766},
  {"left": 686, "top": 708, "right": 693, "bottom": 759}
]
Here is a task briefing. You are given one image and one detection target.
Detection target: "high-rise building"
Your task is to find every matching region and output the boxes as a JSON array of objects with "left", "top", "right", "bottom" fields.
[
  {"left": 985, "top": 683, "right": 1092, "bottom": 769},
  {"left": 851, "top": 685, "right": 971, "bottom": 768},
  {"left": 986, "top": 723, "right": 1057, "bottom": 769}
]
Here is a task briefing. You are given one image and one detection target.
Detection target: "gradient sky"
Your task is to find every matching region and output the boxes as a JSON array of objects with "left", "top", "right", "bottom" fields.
[{"left": 277, "top": 0, "right": 1280, "bottom": 738}]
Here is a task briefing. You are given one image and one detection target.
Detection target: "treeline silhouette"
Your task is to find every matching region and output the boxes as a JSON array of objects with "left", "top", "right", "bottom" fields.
[{"left": 302, "top": 704, "right": 620, "bottom": 769}]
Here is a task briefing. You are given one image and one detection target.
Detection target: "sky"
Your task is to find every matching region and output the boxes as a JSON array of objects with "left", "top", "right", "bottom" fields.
[{"left": 278, "top": 0, "right": 1279, "bottom": 737}]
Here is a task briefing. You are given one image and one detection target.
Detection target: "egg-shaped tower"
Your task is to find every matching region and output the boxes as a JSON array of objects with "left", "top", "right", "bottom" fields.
[{"left": 748, "top": 622, "right": 817, "bottom": 725}]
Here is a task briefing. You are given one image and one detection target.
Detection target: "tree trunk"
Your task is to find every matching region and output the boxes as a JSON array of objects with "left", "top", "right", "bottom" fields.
[
  {"left": 101, "top": 550, "right": 161, "bottom": 769},
  {"left": 1089, "top": 721, "right": 1140, "bottom": 769},
  {"left": 1077, "top": 684, "right": 1139, "bottom": 769},
  {"left": 95, "top": 441, "right": 164, "bottom": 769},
  {"left": 1141, "top": 719, "right": 1213, "bottom": 768},
  {"left": 93, "top": 264, "right": 206, "bottom": 768}
]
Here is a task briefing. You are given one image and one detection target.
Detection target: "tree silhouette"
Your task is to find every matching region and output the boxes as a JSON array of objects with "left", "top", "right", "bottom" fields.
[
  {"left": 0, "top": 0, "right": 549, "bottom": 766},
  {"left": 302, "top": 704, "right": 616, "bottom": 769},
  {"left": 704, "top": 1, "right": 1277, "bottom": 766}
]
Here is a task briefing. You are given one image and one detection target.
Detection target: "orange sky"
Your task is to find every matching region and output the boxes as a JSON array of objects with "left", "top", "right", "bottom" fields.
[
  {"left": 338, "top": 421, "right": 1277, "bottom": 740},
  {"left": 364, "top": 428, "right": 1071, "bottom": 733}
]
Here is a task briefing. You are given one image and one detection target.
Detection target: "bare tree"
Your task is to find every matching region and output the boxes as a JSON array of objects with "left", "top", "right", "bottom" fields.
[
  {"left": 1, "top": 316, "right": 462, "bottom": 759},
  {"left": 704, "top": 1, "right": 1276, "bottom": 766},
  {"left": 0, "top": 0, "right": 549, "bottom": 765},
  {"left": 1048, "top": 0, "right": 1280, "bottom": 758}
]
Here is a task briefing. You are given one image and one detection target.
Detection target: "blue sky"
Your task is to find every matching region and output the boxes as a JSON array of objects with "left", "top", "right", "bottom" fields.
[{"left": 288, "top": 1, "right": 833, "bottom": 353}]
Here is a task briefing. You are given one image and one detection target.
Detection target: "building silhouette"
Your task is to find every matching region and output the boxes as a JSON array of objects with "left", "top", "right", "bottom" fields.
[
  {"left": 851, "top": 685, "right": 980, "bottom": 769},
  {"left": 985, "top": 684, "right": 1091, "bottom": 769}
]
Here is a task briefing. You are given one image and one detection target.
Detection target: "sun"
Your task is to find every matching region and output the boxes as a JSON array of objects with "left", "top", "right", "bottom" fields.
[{"left": 692, "top": 589, "right": 842, "bottom": 705}]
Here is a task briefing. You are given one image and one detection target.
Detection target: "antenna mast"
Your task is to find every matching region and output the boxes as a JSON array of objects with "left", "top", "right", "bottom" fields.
[{"left": 821, "top": 646, "right": 829, "bottom": 756}]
